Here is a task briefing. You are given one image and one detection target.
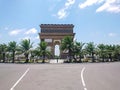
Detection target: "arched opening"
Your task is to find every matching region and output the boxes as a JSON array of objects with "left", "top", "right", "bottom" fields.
[{"left": 54, "top": 45, "right": 60, "bottom": 57}]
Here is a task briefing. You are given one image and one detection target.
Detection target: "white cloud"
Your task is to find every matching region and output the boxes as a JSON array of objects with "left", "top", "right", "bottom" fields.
[
  {"left": 79, "top": 0, "right": 104, "bottom": 9},
  {"left": 9, "top": 29, "right": 23, "bottom": 36},
  {"left": 57, "top": 9, "right": 67, "bottom": 19},
  {"left": 96, "top": 0, "right": 120, "bottom": 13},
  {"left": 79, "top": 0, "right": 120, "bottom": 13},
  {"left": 9, "top": 28, "right": 37, "bottom": 36},
  {"left": 108, "top": 33, "right": 117, "bottom": 37},
  {"left": 24, "top": 28, "right": 37, "bottom": 35},
  {"left": 56, "top": 0, "right": 75, "bottom": 19}
]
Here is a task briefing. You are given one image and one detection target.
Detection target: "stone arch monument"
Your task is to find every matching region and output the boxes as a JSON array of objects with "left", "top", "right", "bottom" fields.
[{"left": 39, "top": 24, "right": 75, "bottom": 59}]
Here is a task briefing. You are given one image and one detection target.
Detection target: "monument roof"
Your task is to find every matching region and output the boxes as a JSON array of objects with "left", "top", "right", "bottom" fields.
[{"left": 40, "top": 24, "right": 74, "bottom": 28}]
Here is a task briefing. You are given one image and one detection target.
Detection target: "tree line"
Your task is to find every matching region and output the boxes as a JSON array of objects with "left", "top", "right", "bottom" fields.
[
  {"left": 0, "top": 39, "right": 51, "bottom": 63},
  {"left": 61, "top": 36, "right": 120, "bottom": 63},
  {"left": 0, "top": 36, "right": 120, "bottom": 63}
]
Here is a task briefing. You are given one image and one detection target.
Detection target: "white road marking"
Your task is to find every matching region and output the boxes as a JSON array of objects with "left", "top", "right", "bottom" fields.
[
  {"left": 84, "top": 87, "right": 87, "bottom": 90},
  {"left": 81, "top": 67, "right": 86, "bottom": 87},
  {"left": 81, "top": 67, "right": 87, "bottom": 90},
  {"left": 10, "top": 68, "right": 30, "bottom": 90}
]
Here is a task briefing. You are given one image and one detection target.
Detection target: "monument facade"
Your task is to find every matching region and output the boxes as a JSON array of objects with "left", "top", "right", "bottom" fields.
[{"left": 39, "top": 24, "right": 75, "bottom": 59}]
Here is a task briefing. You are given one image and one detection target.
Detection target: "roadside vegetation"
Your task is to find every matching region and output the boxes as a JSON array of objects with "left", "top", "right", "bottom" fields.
[{"left": 0, "top": 36, "right": 120, "bottom": 63}]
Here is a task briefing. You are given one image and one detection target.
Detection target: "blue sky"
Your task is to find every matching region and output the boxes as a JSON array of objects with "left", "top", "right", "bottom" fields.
[{"left": 0, "top": 0, "right": 120, "bottom": 47}]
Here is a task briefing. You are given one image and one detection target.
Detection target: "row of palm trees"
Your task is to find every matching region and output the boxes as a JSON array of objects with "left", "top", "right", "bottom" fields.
[
  {"left": 0, "top": 39, "right": 50, "bottom": 63},
  {"left": 0, "top": 36, "right": 120, "bottom": 63},
  {"left": 61, "top": 36, "right": 120, "bottom": 63}
]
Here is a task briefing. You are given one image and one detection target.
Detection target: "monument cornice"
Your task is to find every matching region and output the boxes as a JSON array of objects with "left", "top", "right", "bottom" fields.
[{"left": 40, "top": 24, "right": 74, "bottom": 28}]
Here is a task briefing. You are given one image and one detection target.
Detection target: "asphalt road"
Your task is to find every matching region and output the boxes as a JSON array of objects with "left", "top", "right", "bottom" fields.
[{"left": 0, "top": 62, "right": 120, "bottom": 90}]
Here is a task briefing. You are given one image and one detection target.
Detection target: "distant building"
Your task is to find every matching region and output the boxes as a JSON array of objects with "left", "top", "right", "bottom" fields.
[{"left": 39, "top": 24, "right": 75, "bottom": 59}]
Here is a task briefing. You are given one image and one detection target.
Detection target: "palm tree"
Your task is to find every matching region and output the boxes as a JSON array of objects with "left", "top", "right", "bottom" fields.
[
  {"left": 37, "top": 41, "right": 51, "bottom": 63},
  {"left": 20, "top": 39, "right": 33, "bottom": 63},
  {"left": 30, "top": 49, "right": 41, "bottom": 63},
  {"left": 97, "top": 44, "right": 106, "bottom": 62},
  {"left": 75, "top": 42, "right": 85, "bottom": 62},
  {"left": 85, "top": 42, "right": 96, "bottom": 62},
  {"left": 0, "top": 44, "right": 7, "bottom": 63},
  {"left": 105, "top": 45, "right": 114, "bottom": 62},
  {"left": 72, "top": 44, "right": 77, "bottom": 62},
  {"left": 8, "top": 41, "right": 18, "bottom": 63},
  {"left": 113, "top": 45, "right": 120, "bottom": 61},
  {"left": 61, "top": 36, "right": 74, "bottom": 63}
]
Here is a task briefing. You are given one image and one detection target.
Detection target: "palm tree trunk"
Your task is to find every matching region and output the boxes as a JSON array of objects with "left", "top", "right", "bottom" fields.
[
  {"left": 25, "top": 54, "right": 29, "bottom": 63},
  {"left": 92, "top": 52, "right": 94, "bottom": 62},
  {"left": 12, "top": 51, "right": 15, "bottom": 63},
  {"left": 109, "top": 54, "right": 112, "bottom": 62},
  {"left": 3, "top": 52, "right": 5, "bottom": 63},
  {"left": 69, "top": 49, "right": 72, "bottom": 63},
  {"left": 69, "top": 53, "right": 72, "bottom": 63},
  {"left": 79, "top": 55, "right": 82, "bottom": 63},
  {"left": 42, "top": 55, "right": 45, "bottom": 63}
]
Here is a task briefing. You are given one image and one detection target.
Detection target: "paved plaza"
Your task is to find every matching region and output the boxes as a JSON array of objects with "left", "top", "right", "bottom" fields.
[{"left": 0, "top": 62, "right": 120, "bottom": 90}]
